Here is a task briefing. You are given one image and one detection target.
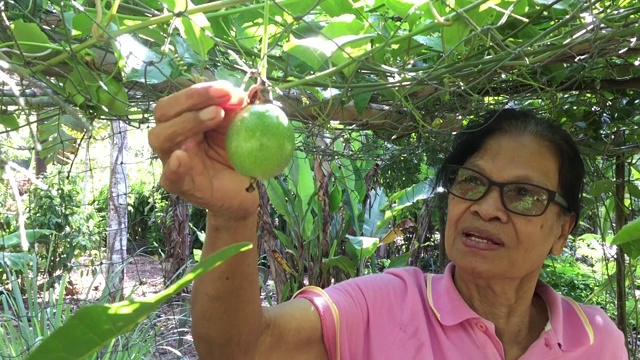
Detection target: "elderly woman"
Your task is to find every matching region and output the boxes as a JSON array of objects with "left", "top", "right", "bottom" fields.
[{"left": 149, "top": 81, "right": 627, "bottom": 360}]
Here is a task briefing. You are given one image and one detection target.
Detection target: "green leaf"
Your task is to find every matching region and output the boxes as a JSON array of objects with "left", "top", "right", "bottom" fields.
[
  {"left": 320, "top": 0, "right": 359, "bottom": 17},
  {"left": 274, "top": 229, "right": 296, "bottom": 253},
  {"left": 611, "top": 217, "right": 640, "bottom": 247},
  {"left": 621, "top": 241, "right": 640, "bottom": 260},
  {"left": 96, "top": 76, "right": 129, "bottom": 116},
  {"left": 321, "top": 14, "right": 366, "bottom": 39},
  {"left": 413, "top": 35, "right": 443, "bottom": 52},
  {"left": 10, "top": 19, "right": 50, "bottom": 54},
  {"left": 26, "top": 242, "right": 252, "bottom": 360},
  {"left": 1, "top": 229, "right": 56, "bottom": 250},
  {"left": 162, "top": 0, "right": 216, "bottom": 59},
  {"left": 63, "top": 67, "right": 101, "bottom": 106},
  {"left": 345, "top": 235, "right": 379, "bottom": 261},
  {"left": 384, "top": 0, "right": 431, "bottom": 25},
  {"left": 329, "top": 35, "right": 375, "bottom": 76},
  {"left": 362, "top": 188, "right": 388, "bottom": 238},
  {"left": 280, "top": 0, "right": 319, "bottom": 17},
  {"left": 588, "top": 179, "right": 616, "bottom": 198},
  {"left": 324, "top": 255, "right": 357, "bottom": 278},
  {"left": 178, "top": 15, "right": 215, "bottom": 60},
  {"left": 265, "top": 178, "right": 295, "bottom": 226},
  {"left": 60, "top": 114, "right": 92, "bottom": 132},
  {"left": 328, "top": 184, "right": 343, "bottom": 213},
  {"left": 0, "top": 113, "right": 19, "bottom": 130},
  {"left": 383, "top": 180, "right": 434, "bottom": 212},
  {"left": 291, "top": 153, "right": 316, "bottom": 239},
  {"left": 113, "top": 35, "right": 174, "bottom": 84},
  {"left": 283, "top": 38, "right": 332, "bottom": 71},
  {"left": 0, "top": 252, "right": 32, "bottom": 270},
  {"left": 628, "top": 182, "right": 640, "bottom": 199},
  {"left": 387, "top": 252, "right": 411, "bottom": 268},
  {"left": 62, "top": 11, "right": 94, "bottom": 37},
  {"left": 173, "top": 35, "right": 204, "bottom": 66},
  {"left": 531, "top": 0, "right": 576, "bottom": 10},
  {"left": 352, "top": 91, "right": 372, "bottom": 115},
  {"left": 214, "top": 67, "right": 245, "bottom": 88}
]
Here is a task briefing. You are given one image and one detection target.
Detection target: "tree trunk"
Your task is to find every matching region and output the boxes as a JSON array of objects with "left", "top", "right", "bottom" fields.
[
  {"left": 162, "top": 194, "right": 191, "bottom": 290},
  {"left": 257, "top": 182, "right": 288, "bottom": 302},
  {"left": 614, "top": 143, "right": 629, "bottom": 344},
  {"left": 312, "top": 156, "right": 332, "bottom": 288},
  {"left": 106, "top": 119, "right": 129, "bottom": 302}
]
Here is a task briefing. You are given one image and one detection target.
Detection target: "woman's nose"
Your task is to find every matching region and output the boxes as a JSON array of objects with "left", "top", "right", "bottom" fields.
[{"left": 469, "top": 186, "right": 509, "bottom": 222}]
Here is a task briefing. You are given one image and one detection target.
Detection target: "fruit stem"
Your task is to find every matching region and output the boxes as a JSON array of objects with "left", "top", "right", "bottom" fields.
[{"left": 245, "top": 178, "right": 257, "bottom": 193}]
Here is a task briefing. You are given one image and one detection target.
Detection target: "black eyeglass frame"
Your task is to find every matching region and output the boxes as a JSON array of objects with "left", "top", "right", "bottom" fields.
[{"left": 443, "top": 165, "right": 570, "bottom": 217}]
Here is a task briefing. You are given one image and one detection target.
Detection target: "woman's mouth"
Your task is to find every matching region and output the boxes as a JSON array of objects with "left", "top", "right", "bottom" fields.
[{"left": 461, "top": 229, "right": 504, "bottom": 250}]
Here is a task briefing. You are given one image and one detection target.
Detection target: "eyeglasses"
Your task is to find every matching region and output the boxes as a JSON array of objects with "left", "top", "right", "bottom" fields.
[{"left": 443, "top": 165, "right": 569, "bottom": 216}]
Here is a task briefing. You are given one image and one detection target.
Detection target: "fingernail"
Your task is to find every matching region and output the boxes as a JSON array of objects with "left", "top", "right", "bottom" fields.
[{"left": 198, "top": 105, "right": 222, "bottom": 121}]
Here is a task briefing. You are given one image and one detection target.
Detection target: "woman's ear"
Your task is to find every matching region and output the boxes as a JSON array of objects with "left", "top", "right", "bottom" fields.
[{"left": 550, "top": 213, "right": 576, "bottom": 256}]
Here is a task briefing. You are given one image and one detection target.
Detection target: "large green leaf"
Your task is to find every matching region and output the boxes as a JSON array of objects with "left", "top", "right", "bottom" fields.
[
  {"left": 26, "top": 242, "right": 252, "bottom": 360},
  {"left": 628, "top": 182, "right": 640, "bottom": 199},
  {"left": 610, "top": 217, "right": 640, "bottom": 260},
  {"left": 0, "top": 113, "right": 19, "bottom": 130},
  {"left": 10, "top": 19, "right": 50, "bottom": 54},
  {"left": 588, "top": 179, "right": 616, "bottom": 198},
  {"left": 362, "top": 188, "right": 388, "bottom": 238},
  {"left": 345, "top": 235, "right": 379, "bottom": 262},
  {"left": 62, "top": 12, "right": 95, "bottom": 37},
  {"left": 163, "top": 0, "right": 215, "bottom": 60},
  {"left": 384, "top": 0, "right": 431, "bottom": 25},
  {"left": 290, "top": 153, "right": 316, "bottom": 240},
  {"left": 113, "top": 34, "right": 174, "bottom": 84},
  {"left": 96, "top": 76, "right": 129, "bottom": 116},
  {"left": 283, "top": 38, "right": 332, "bottom": 71},
  {"left": 329, "top": 34, "right": 376, "bottom": 76},
  {"left": 324, "top": 255, "right": 357, "bottom": 278},
  {"left": 387, "top": 252, "right": 411, "bottom": 269},
  {"left": 63, "top": 67, "right": 101, "bottom": 106},
  {"left": 280, "top": 0, "right": 319, "bottom": 17},
  {"left": 265, "top": 177, "right": 295, "bottom": 226},
  {"left": 0, "top": 229, "right": 55, "bottom": 250},
  {"left": 320, "top": 0, "right": 361, "bottom": 17},
  {"left": 0, "top": 252, "right": 32, "bottom": 270},
  {"left": 328, "top": 184, "right": 343, "bottom": 213},
  {"left": 383, "top": 180, "right": 435, "bottom": 213}
]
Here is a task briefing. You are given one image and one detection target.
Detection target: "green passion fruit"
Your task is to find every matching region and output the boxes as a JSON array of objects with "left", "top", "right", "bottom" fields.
[{"left": 226, "top": 103, "right": 295, "bottom": 180}]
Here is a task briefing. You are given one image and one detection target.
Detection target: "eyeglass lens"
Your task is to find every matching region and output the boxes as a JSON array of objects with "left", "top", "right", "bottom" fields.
[{"left": 448, "top": 167, "right": 550, "bottom": 216}]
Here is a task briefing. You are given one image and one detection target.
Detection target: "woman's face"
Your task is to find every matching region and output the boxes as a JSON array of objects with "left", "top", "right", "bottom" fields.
[{"left": 444, "top": 133, "right": 575, "bottom": 280}]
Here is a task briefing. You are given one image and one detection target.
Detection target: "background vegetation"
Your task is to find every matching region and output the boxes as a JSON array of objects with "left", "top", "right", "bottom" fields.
[{"left": 1, "top": 0, "right": 640, "bottom": 358}]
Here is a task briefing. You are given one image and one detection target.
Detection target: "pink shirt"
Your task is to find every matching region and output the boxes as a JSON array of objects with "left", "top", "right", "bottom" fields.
[{"left": 294, "top": 264, "right": 628, "bottom": 360}]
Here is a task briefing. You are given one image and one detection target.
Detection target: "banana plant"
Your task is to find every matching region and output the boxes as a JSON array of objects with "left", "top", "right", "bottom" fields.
[{"left": 265, "top": 133, "right": 438, "bottom": 291}]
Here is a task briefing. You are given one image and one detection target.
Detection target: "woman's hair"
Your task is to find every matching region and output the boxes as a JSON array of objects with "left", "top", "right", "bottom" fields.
[{"left": 436, "top": 108, "right": 585, "bottom": 228}]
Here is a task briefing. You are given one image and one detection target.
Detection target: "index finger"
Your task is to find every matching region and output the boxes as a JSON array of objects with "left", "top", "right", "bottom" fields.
[{"left": 154, "top": 80, "right": 246, "bottom": 123}]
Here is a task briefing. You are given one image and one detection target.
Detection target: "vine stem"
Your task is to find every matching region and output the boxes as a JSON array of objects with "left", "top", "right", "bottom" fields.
[
  {"left": 32, "top": 0, "right": 297, "bottom": 73},
  {"left": 259, "top": 0, "right": 270, "bottom": 79},
  {"left": 277, "top": 0, "right": 489, "bottom": 91}
]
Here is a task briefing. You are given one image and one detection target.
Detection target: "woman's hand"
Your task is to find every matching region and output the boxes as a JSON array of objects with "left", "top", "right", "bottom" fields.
[{"left": 148, "top": 80, "right": 259, "bottom": 222}]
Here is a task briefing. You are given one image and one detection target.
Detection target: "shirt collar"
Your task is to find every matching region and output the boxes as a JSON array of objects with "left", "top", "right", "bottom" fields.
[
  {"left": 426, "top": 263, "right": 595, "bottom": 350},
  {"left": 535, "top": 280, "right": 595, "bottom": 350}
]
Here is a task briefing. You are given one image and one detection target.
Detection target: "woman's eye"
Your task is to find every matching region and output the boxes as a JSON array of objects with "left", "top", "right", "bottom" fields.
[
  {"left": 512, "top": 186, "right": 532, "bottom": 197},
  {"left": 460, "top": 175, "right": 483, "bottom": 185}
]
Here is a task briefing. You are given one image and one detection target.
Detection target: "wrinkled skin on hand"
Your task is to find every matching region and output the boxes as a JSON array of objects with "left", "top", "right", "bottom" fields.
[{"left": 148, "top": 80, "right": 259, "bottom": 222}]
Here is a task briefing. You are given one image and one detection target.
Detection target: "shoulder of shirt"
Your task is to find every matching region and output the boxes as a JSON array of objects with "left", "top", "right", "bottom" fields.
[
  {"left": 325, "top": 266, "right": 427, "bottom": 295},
  {"left": 567, "top": 299, "right": 622, "bottom": 335},
  {"left": 556, "top": 292, "right": 626, "bottom": 353}
]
